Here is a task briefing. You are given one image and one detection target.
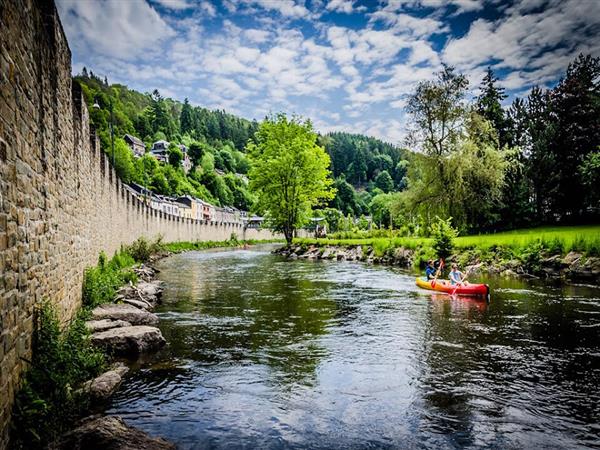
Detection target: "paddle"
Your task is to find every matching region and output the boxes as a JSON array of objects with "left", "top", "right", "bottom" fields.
[
  {"left": 450, "top": 268, "right": 469, "bottom": 295},
  {"left": 431, "top": 259, "right": 444, "bottom": 288}
]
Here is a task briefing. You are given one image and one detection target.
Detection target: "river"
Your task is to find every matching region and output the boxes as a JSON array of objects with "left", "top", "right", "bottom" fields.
[{"left": 107, "top": 245, "right": 600, "bottom": 449}]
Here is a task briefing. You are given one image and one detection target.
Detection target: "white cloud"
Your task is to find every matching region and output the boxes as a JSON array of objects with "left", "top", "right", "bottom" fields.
[
  {"left": 238, "top": 0, "right": 312, "bottom": 18},
  {"left": 326, "top": 0, "right": 355, "bottom": 14},
  {"left": 57, "top": 0, "right": 175, "bottom": 59},
  {"left": 152, "top": 0, "right": 193, "bottom": 10},
  {"left": 443, "top": 0, "right": 600, "bottom": 89}
]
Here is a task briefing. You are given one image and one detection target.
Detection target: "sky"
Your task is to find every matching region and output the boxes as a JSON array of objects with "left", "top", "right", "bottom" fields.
[{"left": 56, "top": 0, "right": 600, "bottom": 144}]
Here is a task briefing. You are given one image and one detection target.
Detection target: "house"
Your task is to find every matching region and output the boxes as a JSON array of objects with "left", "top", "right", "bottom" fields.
[
  {"left": 150, "top": 140, "right": 169, "bottom": 163},
  {"left": 176, "top": 195, "right": 204, "bottom": 221},
  {"left": 155, "top": 195, "right": 181, "bottom": 217},
  {"left": 245, "top": 216, "right": 264, "bottom": 229},
  {"left": 201, "top": 200, "right": 215, "bottom": 221},
  {"left": 125, "top": 183, "right": 162, "bottom": 209},
  {"left": 124, "top": 134, "right": 145, "bottom": 158}
]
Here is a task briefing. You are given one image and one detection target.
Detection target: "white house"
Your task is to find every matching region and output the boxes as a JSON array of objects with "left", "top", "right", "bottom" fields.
[{"left": 150, "top": 140, "right": 169, "bottom": 163}]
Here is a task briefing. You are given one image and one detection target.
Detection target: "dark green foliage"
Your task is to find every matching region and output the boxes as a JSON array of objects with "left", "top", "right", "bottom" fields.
[
  {"left": 188, "top": 141, "right": 206, "bottom": 167},
  {"left": 168, "top": 143, "right": 183, "bottom": 167},
  {"left": 321, "top": 132, "right": 407, "bottom": 188},
  {"left": 579, "top": 150, "right": 600, "bottom": 208},
  {"left": 124, "top": 236, "right": 164, "bottom": 262},
  {"left": 374, "top": 170, "right": 394, "bottom": 193},
  {"left": 477, "top": 67, "right": 509, "bottom": 147},
  {"left": 431, "top": 217, "right": 458, "bottom": 260},
  {"left": 10, "top": 303, "right": 106, "bottom": 449}
]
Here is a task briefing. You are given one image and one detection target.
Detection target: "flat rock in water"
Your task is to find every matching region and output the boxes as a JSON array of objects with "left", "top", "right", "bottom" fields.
[
  {"left": 123, "top": 298, "right": 152, "bottom": 310},
  {"left": 91, "top": 326, "right": 166, "bottom": 356},
  {"left": 82, "top": 364, "right": 129, "bottom": 400},
  {"left": 85, "top": 319, "right": 132, "bottom": 333},
  {"left": 91, "top": 304, "right": 159, "bottom": 326},
  {"left": 53, "top": 415, "right": 175, "bottom": 450}
]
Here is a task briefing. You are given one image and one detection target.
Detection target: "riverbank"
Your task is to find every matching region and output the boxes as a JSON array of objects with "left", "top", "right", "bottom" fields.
[
  {"left": 9, "top": 237, "right": 279, "bottom": 449},
  {"left": 282, "top": 232, "right": 600, "bottom": 284}
]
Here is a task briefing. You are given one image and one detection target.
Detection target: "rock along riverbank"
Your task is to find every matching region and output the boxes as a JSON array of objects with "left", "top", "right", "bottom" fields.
[
  {"left": 62, "top": 260, "right": 174, "bottom": 449},
  {"left": 276, "top": 243, "right": 600, "bottom": 285}
]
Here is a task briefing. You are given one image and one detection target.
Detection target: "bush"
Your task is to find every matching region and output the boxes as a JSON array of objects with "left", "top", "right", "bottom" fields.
[
  {"left": 10, "top": 302, "right": 106, "bottom": 449},
  {"left": 431, "top": 217, "right": 458, "bottom": 260},
  {"left": 124, "top": 236, "right": 163, "bottom": 262},
  {"left": 82, "top": 251, "right": 137, "bottom": 308}
]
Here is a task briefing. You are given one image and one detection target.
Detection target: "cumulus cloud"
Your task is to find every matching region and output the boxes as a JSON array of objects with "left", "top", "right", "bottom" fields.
[
  {"left": 56, "top": 0, "right": 175, "bottom": 59},
  {"left": 443, "top": 0, "right": 600, "bottom": 89},
  {"left": 326, "top": 0, "right": 355, "bottom": 14}
]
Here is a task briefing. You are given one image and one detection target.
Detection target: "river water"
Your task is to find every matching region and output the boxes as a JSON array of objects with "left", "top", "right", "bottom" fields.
[{"left": 107, "top": 246, "right": 600, "bottom": 449}]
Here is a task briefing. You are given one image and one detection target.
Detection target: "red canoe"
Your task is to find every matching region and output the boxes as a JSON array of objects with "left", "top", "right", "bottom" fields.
[{"left": 416, "top": 278, "right": 490, "bottom": 300}]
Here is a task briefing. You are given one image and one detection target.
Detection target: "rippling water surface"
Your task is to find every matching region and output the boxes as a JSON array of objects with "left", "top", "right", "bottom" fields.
[{"left": 107, "top": 246, "right": 600, "bottom": 449}]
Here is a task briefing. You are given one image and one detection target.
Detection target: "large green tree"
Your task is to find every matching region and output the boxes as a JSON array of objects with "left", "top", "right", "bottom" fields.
[
  {"left": 402, "top": 66, "right": 507, "bottom": 231},
  {"left": 248, "top": 114, "right": 335, "bottom": 244}
]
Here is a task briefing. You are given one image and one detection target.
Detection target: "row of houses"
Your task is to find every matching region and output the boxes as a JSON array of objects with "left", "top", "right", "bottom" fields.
[
  {"left": 125, "top": 182, "right": 264, "bottom": 228},
  {"left": 124, "top": 135, "right": 192, "bottom": 173}
]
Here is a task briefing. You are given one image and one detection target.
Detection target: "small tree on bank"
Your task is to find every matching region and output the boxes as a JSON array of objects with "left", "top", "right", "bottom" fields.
[
  {"left": 248, "top": 114, "right": 335, "bottom": 245},
  {"left": 431, "top": 216, "right": 458, "bottom": 260}
]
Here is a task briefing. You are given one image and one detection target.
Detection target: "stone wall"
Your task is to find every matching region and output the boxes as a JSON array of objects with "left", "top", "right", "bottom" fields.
[{"left": 0, "top": 1, "right": 278, "bottom": 446}]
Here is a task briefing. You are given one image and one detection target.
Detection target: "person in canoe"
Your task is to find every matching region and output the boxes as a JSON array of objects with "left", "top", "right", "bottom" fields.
[
  {"left": 425, "top": 260, "right": 437, "bottom": 280},
  {"left": 449, "top": 263, "right": 467, "bottom": 286}
]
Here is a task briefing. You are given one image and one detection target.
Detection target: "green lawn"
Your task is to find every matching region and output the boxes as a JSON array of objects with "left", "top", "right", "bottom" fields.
[
  {"left": 454, "top": 225, "right": 600, "bottom": 252},
  {"left": 297, "top": 225, "right": 600, "bottom": 256}
]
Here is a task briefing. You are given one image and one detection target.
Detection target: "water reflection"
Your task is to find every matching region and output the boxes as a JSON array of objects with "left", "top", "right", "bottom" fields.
[{"left": 107, "top": 246, "right": 600, "bottom": 449}]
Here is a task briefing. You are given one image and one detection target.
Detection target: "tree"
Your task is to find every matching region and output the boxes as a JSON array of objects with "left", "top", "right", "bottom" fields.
[
  {"left": 168, "top": 144, "right": 183, "bottom": 168},
  {"left": 406, "top": 65, "right": 469, "bottom": 158},
  {"left": 248, "top": 114, "right": 335, "bottom": 245},
  {"left": 180, "top": 98, "right": 194, "bottom": 136},
  {"left": 112, "top": 138, "right": 136, "bottom": 183},
  {"left": 431, "top": 217, "right": 458, "bottom": 259},
  {"left": 548, "top": 54, "right": 600, "bottom": 220},
  {"left": 403, "top": 67, "right": 507, "bottom": 231},
  {"left": 331, "top": 176, "right": 361, "bottom": 216},
  {"left": 188, "top": 141, "right": 205, "bottom": 167},
  {"left": 579, "top": 149, "right": 600, "bottom": 212},
  {"left": 374, "top": 170, "right": 394, "bottom": 193},
  {"left": 477, "top": 67, "right": 508, "bottom": 146}
]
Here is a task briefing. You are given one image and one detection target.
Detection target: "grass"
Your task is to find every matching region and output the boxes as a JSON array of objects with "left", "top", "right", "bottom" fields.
[
  {"left": 454, "top": 225, "right": 600, "bottom": 254},
  {"left": 296, "top": 225, "right": 600, "bottom": 257}
]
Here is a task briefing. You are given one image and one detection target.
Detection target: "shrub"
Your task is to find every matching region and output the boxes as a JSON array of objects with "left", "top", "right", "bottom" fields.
[
  {"left": 431, "top": 217, "right": 458, "bottom": 260},
  {"left": 10, "top": 302, "right": 106, "bottom": 449},
  {"left": 124, "top": 236, "right": 164, "bottom": 262},
  {"left": 82, "top": 251, "right": 137, "bottom": 308}
]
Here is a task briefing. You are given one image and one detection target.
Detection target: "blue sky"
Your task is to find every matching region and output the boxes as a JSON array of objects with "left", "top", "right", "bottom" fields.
[{"left": 56, "top": 0, "right": 599, "bottom": 143}]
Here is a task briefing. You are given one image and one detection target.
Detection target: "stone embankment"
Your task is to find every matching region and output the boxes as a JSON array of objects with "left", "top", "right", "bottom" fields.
[
  {"left": 276, "top": 244, "right": 600, "bottom": 284},
  {"left": 71, "top": 263, "right": 173, "bottom": 447}
]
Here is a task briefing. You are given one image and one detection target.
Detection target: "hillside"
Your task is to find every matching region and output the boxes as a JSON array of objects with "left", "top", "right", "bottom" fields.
[{"left": 74, "top": 69, "right": 408, "bottom": 214}]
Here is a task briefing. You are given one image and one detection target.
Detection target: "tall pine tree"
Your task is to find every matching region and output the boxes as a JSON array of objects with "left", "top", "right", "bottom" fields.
[
  {"left": 476, "top": 67, "right": 508, "bottom": 147},
  {"left": 180, "top": 98, "right": 194, "bottom": 136}
]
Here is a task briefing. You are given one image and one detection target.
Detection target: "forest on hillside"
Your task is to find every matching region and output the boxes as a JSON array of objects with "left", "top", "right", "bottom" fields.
[{"left": 74, "top": 70, "right": 404, "bottom": 214}]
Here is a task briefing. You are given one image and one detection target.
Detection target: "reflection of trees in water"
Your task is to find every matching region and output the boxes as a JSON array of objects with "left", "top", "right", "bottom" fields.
[{"left": 158, "top": 254, "right": 336, "bottom": 388}]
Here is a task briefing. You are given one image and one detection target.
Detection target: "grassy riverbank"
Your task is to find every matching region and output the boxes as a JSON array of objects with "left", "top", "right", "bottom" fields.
[{"left": 295, "top": 225, "right": 600, "bottom": 271}]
